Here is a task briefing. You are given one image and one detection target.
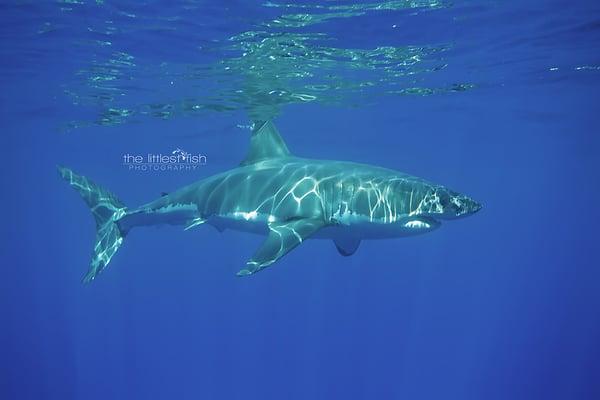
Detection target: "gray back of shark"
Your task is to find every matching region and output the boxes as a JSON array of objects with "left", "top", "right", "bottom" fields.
[{"left": 60, "top": 121, "right": 481, "bottom": 282}]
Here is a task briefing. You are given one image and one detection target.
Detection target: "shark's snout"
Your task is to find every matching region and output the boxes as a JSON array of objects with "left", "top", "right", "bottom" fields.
[
  {"left": 458, "top": 196, "right": 482, "bottom": 216},
  {"left": 423, "top": 188, "right": 482, "bottom": 220},
  {"left": 447, "top": 192, "right": 482, "bottom": 219}
]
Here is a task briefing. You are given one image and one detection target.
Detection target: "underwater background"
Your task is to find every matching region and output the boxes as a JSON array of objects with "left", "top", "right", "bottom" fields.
[{"left": 2, "top": 0, "right": 600, "bottom": 399}]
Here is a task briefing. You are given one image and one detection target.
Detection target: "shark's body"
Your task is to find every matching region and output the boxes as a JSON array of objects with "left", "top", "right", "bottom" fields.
[{"left": 60, "top": 121, "right": 481, "bottom": 282}]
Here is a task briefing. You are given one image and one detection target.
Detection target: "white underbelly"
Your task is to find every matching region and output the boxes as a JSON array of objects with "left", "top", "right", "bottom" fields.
[{"left": 208, "top": 213, "right": 439, "bottom": 240}]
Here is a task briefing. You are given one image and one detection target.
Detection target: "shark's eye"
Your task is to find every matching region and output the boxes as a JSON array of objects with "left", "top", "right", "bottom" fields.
[
  {"left": 438, "top": 192, "right": 450, "bottom": 207},
  {"left": 438, "top": 191, "right": 458, "bottom": 213}
]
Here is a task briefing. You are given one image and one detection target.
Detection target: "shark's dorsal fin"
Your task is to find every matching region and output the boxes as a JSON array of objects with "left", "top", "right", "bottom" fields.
[{"left": 240, "top": 120, "right": 291, "bottom": 166}]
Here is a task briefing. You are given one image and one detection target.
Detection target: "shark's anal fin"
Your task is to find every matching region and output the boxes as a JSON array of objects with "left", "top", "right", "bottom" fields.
[
  {"left": 237, "top": 218, "right": 324, "bottom": 276},
  {"left": 333, "top": 237, "right": 361, "bottom": 256}
]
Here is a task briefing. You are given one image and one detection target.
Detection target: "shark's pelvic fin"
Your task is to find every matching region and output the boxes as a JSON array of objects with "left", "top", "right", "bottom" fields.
[
  {"left": 237, "top": 218, "right": 324, "bottom": 276},
  {"left": 58, "top": 166, "right": 127, "bottom": 283},
  {"left": 184, "top": 217, "right": 206, "bottom": 231},
  {"left": 240, "top": 120, "right": 291, "bottom": 166},
  {"left": 334, "top": 237, "right": 361, "bottom": 256}
]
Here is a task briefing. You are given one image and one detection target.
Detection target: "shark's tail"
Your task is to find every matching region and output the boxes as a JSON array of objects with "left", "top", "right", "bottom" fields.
[{"left": 58, "top": 166, "right": 128, "bottom": 283}]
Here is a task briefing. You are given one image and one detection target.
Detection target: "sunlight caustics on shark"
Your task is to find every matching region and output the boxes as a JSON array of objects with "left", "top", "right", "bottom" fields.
[{"left": 60, "top": 121, "right": 481, "bottom": 282}]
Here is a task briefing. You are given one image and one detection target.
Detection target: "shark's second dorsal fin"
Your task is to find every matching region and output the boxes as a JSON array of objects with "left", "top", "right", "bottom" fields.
[{"left": 240, "top": 120, "right": 291, "bottom": 166}]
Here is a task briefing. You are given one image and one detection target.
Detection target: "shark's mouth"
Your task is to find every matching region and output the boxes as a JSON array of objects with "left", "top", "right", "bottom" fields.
[{"left": 403, "top": 216, "right": 440, "bottom": 230}]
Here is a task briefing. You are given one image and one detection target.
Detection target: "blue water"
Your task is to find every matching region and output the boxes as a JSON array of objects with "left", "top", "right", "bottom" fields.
[{"left": 2, "top": 1, "right": 600, "bottom": 399}]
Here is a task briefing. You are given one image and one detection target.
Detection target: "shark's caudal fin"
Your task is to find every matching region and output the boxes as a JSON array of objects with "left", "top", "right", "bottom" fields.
[{"left": 58, "top": 166, "right": 127, "bottom": 283}]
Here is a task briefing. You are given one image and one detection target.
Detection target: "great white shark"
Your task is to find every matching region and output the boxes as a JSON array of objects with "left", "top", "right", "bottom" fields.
[{"left": 60, "top": 120, "right": 481, "bottom": 282}]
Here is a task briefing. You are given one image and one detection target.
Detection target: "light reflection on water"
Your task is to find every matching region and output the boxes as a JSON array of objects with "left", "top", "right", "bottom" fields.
[{"left": 49, "top": 1, "right": 472, "bottom": 128}]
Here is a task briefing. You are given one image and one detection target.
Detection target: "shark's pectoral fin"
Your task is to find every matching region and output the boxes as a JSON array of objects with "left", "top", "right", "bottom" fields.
[
  {"left": 333, "top": 237, "right": 361, "bottom": 256},
  {"left": 237, "top": 218, "right": 324, "bottom": 276}
]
